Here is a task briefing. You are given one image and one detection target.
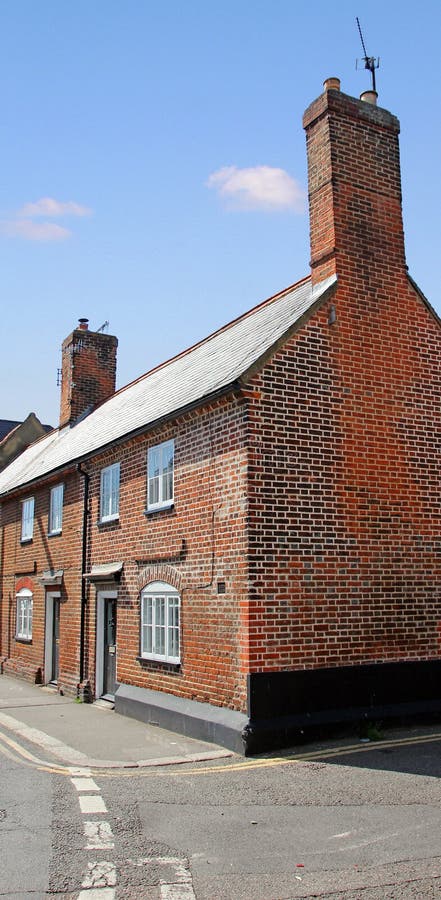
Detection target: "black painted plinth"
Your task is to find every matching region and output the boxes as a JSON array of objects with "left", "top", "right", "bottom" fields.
[{"left": 244, "top": 659, "right": 441, "bottom": 754}]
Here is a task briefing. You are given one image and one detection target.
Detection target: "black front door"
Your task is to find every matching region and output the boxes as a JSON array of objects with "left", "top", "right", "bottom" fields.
[
  {"left": 102, "top": 599, "right": 117, "bottom": 697},
  {"left": 51, "top": 600, "right": 60, "bottom": 683}
]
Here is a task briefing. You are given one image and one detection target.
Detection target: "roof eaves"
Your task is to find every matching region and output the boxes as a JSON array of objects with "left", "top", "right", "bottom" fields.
[
  {"left": 0, "top": 462, "right": 78, "bottom": 502},
  {"left": 0, "top": 381, "right": 243, "bottom": 501}
]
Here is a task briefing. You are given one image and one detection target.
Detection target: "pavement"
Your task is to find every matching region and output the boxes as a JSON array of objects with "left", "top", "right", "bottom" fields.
[{"left": 0, "top": 674, "right": 233, "bottom": 769}]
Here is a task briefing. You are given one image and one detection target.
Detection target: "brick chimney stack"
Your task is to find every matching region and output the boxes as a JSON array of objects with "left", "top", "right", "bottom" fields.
[
  {"left": 303, "top": 78, "right": 407, "bottom": 291},
  {"left": 59, "top": 319, "right": 118, "bottom": 427}
]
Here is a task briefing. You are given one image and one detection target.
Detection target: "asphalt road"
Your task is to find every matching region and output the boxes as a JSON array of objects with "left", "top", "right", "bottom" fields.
[{"left": 0, "top": 724, "right": 440, "bottom": 898}]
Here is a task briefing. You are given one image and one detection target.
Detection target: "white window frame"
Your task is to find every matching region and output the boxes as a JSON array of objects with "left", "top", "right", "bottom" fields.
[
  {"left": 16, "top": 588, "right": 33, "bottom": 641},
  {"left": 140, "top": 581, "right": 180, "bottom": 664},
  {"left": 147, "top": 440, "right": 174, "bottom": 512},
  {"left": 48, "top": 483, "right": 64, "bottom": 535},
  {"left": 21, "top": 497, "right": 34, "bottom": 542},
  {"left": 100, "top": 462, "right": 120, "bottom": 523}
]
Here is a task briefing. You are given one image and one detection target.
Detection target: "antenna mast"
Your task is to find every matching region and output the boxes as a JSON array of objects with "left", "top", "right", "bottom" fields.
[{"left": 356, "top": 17, "right": 379, "bottom": 92}]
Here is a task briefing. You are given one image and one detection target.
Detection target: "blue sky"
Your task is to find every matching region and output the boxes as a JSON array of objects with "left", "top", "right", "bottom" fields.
[{"left": 1, "top": 1, "right": 440, "bottom": 425}]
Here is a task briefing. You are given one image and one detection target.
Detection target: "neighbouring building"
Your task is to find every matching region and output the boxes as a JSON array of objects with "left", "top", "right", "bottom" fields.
[
  {"left": 0, "top": 414, "right": 52, "bottom": 471},
  {"left": 1, "top": 78, "right": 440, "bottom": 754}
]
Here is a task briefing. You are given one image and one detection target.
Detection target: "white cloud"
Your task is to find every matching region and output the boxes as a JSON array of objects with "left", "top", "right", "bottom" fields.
[
  {"left": 206, "top": 165, "right": 306, "bottom": 212},
  {"left": 1, "top": 195, "right": 92, "bottom": 241},
  {"left": 19, "top": 197, "right": 92, "bottom": 218},
  {"left": 2, "top": 219, "right": 71, "bottom": 241}
]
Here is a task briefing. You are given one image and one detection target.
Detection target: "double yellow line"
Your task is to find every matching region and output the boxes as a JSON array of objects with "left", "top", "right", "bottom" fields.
[
  {"left": 0, "top": 728, "right": 70, "bottom": 775},
  {"left": 1, "top": 725, "right": 441, "bottom": 779}
]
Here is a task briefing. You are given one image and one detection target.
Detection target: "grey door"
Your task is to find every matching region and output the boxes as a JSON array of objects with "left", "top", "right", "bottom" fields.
[
  {"left": 51, "top": 600, "right": 60, "bottom": 683},
  {"left": 102, "top": 599, "right": 117, "bottom": 697}
]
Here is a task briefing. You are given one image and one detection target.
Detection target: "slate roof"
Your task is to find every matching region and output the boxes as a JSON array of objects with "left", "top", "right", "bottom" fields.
[{"left": 0, "top": 274, "right": 336, "bottom": 497}]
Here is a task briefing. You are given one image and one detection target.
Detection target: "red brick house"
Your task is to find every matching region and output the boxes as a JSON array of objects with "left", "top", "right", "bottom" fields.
[{"left": 1, "top": 78, "right": 440, "bottom": 754}]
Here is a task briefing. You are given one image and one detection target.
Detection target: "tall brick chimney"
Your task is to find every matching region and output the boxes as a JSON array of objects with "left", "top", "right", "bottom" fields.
[
  {"left": 59, "top": 319, "right": 118, "bottom": 427},
  {"left": 303, "top": 78, "right": 407, "bottom": 290}
]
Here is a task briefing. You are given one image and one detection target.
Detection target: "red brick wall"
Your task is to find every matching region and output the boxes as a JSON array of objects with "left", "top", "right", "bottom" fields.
[
  {"left": 245, "top": 278, "right": 441, "bottom": 672},
  {"left": 0, "top": 472, "right": 84, "bottom": 691},
  {"left": 85, "top": 395, "right": 249, "bottom": 711}
]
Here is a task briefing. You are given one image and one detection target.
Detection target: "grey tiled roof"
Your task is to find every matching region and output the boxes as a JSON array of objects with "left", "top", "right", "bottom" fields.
[{"left": 0, "top": 274, "right": 336, "bottom": 496}]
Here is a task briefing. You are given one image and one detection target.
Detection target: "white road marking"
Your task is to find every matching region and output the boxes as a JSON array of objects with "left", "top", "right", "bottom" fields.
[
  {"left": 161, "top": 885, "right": 196, "bottom": 899},
  {"left": 127, "top": 857, "right": 195, "bottom": 899},
  {"left": 71, "top": 777, "right": 100, "bottom": 792},
  {"left": 329, "top": 830, "right": 353, "bottom": 839},
  {"left": 84, "top": 820, "right": 115, "bottom": 850},
  {"left": 79, "top": 795, "right": 108, "bottom": 814},
  {"left": 81, "top": 860, "right": 117, "bottom": 888},
  {"left": 77, "top": 890, "right": 115, "bottom": 899},
  {"left": 73, "top": 774, "right": 118, "bottom": 900}
]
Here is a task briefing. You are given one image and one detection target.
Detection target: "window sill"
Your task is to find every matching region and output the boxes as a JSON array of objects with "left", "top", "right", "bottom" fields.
[
  {"left": 48, "top": 530, "right": 62, "bottom": 538},
  {"left": 97, "top": 517, "right": 120, "bottom": 528},
  {"left": 15, "top": 637, "right": 32, "bottom": 644},
  {"left": 20, "top": 538, "right": 33, "bottom": 545},
  {"left": 144, "top": 503, "right": 175, "bottom": 517},
  {"left": 136, "top": 655, "right": 181, "bottom": 672}
]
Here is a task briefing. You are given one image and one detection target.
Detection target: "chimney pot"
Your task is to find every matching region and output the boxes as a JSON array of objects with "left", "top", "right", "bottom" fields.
[
  {"left": 323, "top": 77, "right": 341, "bottom": 92},
  {"left": 360, "top": 90, "right": 378, "bottom": 106},
  {"left": 78, "top": 318, "right": 89, "bottom": 331}
]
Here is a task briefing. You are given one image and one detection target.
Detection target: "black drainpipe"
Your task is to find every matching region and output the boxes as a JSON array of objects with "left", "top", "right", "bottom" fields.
[{"left": 77, "top": 463, "right": 90, "bottom": 685}]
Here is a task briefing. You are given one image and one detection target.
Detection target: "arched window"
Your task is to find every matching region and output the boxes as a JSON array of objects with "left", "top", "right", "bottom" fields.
[
  {"left": 140, "top": 581, "right": 180, "bottom": 664},
  {"left": 16, "top": 588, "right": 33, "bottom": 641}
]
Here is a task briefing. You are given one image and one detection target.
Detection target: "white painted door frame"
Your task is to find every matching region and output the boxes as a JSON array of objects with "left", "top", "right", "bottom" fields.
[
  {"left": 44, "top": 591, "right": 61, "bottom": 684},
  {"left": 95, "top": 589, "right": 118, "bottom": 699}
]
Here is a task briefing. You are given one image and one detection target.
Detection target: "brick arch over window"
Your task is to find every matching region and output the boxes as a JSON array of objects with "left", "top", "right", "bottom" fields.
[
  {"left": 137, "top": 564, "right": 183, "bottom": 593},
  {"left": 15, "top": 576, "right": 35, "bottom": 592}
]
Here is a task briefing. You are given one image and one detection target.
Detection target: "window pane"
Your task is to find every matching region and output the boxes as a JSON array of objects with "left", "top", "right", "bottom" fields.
[
  {"left": 162, "top": 472, "right": 173, "bottom": 502},
  {"left": 167, "top": 598, "right": 180, "bottom": 658},
  {"left": 110, "top": 465, "right": 120, "bottom": 516},
  {"left": 101, "top": 468, "right": 110, "bottom": 518},
  {"left": 149, "top": 448, "right": 160, "bottom": 479},
  {"left": 141, "top": 598, "right": 152, "bottom": 654},
  {"left": 21, "top": 498, "right": 34, "bottom": 540},
  {"left": 149, "top": 475, "right": 159, "bottom": 506},
  {"left": 50, "top": 484, "right": 63, "bottom": 532},
  {"left": 154, "top": 597, "right": 166, "bottom": 655},
  {"left": 101, "top": 464, "right": 119, "bottom": 519},
  {"left": 18, "top": 601, "right": 24, "bottom": 635},
  {"left": 163, "top": 443, "right": 174, "bottom": 470}
]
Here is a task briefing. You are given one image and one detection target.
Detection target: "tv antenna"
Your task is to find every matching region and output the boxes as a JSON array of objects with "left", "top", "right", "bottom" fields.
[
  {"left": 356, "top": 17, "right": 379, "bottom": 92},
  {"left": 96, "top": 320, "right": 109, "bottom": 334}
]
